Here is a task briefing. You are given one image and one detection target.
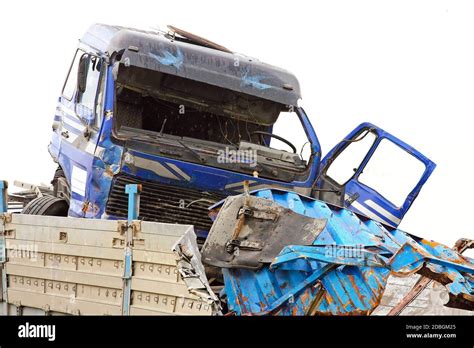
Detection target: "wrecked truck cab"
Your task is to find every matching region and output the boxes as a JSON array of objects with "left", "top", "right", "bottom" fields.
[
  {"left": 46, "top": 23, "right": 435, "bottom": 240},
  {"left": 47, "top": 24, "right": 322, "bottom": 236}
]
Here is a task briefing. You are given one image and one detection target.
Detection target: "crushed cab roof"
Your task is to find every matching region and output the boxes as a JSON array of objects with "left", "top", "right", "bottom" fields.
[{"left": 80, "top": 24, "right": 301, "bottom": 106}]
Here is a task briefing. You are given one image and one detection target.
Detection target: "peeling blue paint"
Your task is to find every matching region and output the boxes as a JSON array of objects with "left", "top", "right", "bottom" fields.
[
  {"left": 149, "top": 48, "right": 184, "bottom": 69},
  {"left": 241, "top": 71, "right": 271, "bottom": 90},
  {"left": 219, "top": 189, "right": 474, "bottom": 315}
]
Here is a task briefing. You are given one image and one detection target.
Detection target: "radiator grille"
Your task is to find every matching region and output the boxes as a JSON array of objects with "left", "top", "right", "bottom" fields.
[{"left": 105, "top": 174, "right": 226, "bottom": 231}]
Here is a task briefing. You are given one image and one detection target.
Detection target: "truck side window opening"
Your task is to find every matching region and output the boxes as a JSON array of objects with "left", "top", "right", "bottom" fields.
[
  {"left": 325, "top": 130, "right": 377, "bottom": 185},
  {"left": 77, "top": 55, "right": 102, "bottom": 119},
  {"left": 94, "top": 69, "right": 107, "bottom": 129},
  {"left": 62, "top": 50, "right": 83, "bottom": 100},
  {"left": 271, "top": 111, "right": 312, "bottom": 162},
  {"left": 357, "top": 138, "right": 426, "bottom": 207}
]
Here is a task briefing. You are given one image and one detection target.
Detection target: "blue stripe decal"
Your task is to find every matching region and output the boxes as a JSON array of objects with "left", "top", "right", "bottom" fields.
[{"left": 161, "top": 162, "right": 188, "bottom": 181}]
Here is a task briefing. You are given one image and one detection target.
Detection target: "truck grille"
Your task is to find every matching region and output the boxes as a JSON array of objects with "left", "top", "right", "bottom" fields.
[{"left": 105, "top": 174, "right": 225, "bottom": 231}]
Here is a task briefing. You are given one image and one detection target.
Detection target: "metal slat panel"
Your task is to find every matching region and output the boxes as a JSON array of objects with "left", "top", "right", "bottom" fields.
[
  {"left": 6, "top": 224, "right": 125, "bottom": 249},
  {"left": 6, "top": 264, "right": 123, "bottom": 289},
  {"left": 7, "top": 289, "right": 122, "bottom": 315},
  {"left": 1, "top": 213, "right": 212, "bottom": 315},
  {"left": 6, "top": 239, "right": 124, "bottom": 260},
  {"left": 129, "top": 223, "right": 212, "bottom": 315}
]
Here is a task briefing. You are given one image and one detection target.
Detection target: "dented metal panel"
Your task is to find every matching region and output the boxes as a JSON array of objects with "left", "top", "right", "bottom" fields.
[
  {"left": 81, "top": 24, "right": 302, "bottom": 106},
  {"left": 0, "top": 213, "right": 212, "bottom": 315},
  {"left": 205, "top": 189, "right": 474, "bottom": 315},
  {"left": 202, "top": 194, "right": 327, "bottom": 269},
  {"left": 388, "top": 237, "right": 473, "bottom": 316},
  {"left": 172, "top": 229, "right": 222, "bottom": 314},
  {"left": 129, "top": 220, "right": 213, "bottom": 315}
]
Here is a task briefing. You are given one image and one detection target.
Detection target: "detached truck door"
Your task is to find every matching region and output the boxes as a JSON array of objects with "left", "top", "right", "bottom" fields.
[{"left": 314, "top": 122, "right": 436, "bottom": 227}]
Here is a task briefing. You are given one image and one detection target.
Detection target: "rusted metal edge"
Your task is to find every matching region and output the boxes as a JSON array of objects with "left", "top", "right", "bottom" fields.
[{"left": 387, "top": 238, "right": 474, "bottom": 315}]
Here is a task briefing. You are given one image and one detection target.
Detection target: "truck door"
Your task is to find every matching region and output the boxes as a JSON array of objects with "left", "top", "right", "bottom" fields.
[
  {"left": 56, "top": 50, "right": 106, "bottom": 216},
  {"left": 314, "top": 123, "right": 436, "bottom": 227}
]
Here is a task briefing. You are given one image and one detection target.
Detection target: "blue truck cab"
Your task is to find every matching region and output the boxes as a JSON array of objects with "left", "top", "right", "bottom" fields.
[{"left": 43, "top": 24, "right": 436, "bottom": 237}]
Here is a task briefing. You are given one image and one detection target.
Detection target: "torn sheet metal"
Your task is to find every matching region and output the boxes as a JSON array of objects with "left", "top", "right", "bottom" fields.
[
  {"left": 390, "top": 239, "right": 474, "bottom": 310},
  {"left": 205, "top": 189, "right": 474, "bottom": 315},
  {"left": 172, "top": 229, "right": 222, "bottom": 315},
  {"left": 387, "top": 238, "right": 473, "bottom": 315},
  {"left": 201, "top": 194, "right": 327, "bottom": 270}
]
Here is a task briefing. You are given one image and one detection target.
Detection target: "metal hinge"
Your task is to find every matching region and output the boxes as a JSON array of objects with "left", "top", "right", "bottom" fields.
[{"left": 238, "top": 206, "right": 278, "bottom": 221}]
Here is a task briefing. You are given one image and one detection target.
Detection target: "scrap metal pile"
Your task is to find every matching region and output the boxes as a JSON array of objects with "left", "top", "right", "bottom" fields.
[
  {"left": 3, "top": 24, "right": 472, "bottom": 317},
  {"left": 175, "top": 186, "right": 474, "bottom": 315}
]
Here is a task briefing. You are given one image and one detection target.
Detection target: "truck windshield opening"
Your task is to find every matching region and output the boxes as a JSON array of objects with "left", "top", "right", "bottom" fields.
[{"left": 112, "top": 69, "right": 312, "bottom": 181}]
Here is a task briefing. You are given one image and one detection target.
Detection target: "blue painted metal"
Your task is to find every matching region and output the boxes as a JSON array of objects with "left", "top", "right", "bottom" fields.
[
  {"left": 48, "top": 24, "right": 438, "bottom": 238},
  {"left": 125, "top": 184, "right": 141, "bottom": 222},
  {"left": 121, "top": 245, "right": 132, "bottom": 316},
  {"left": 0, "top": 181, "right": 7, "bottom": 265},
  {"left": 121, "top": 184, "right": 141, "bottom": 315},
  {"left": 0, "top": 181, "right": 7, "bottom": 214},
  {"left": 49, "top": 27, "right": 323, "bottom": 227},
  {"left": 0, "top": 181, "right": 7, "bottom": 304},
  {"left": 219, "top": 189, "right": 474, "bottom": 315},
  {"left": 317, "top": 122, "right": 436, "bottom": 227}
]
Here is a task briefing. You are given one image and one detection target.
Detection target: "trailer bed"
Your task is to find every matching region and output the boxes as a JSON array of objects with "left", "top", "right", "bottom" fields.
[{"left": 0, "top": 213, "right": 212, "bottom": 315}]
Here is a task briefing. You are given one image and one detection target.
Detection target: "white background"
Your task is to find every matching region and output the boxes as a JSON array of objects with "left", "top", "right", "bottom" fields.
[{"left": 1, "top": 0, "right": 473, "bottom": 250}]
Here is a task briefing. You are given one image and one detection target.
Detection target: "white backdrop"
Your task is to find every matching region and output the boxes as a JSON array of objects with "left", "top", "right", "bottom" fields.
[{"left": 1, "top": 0, "right": 473, "bottom": 250}]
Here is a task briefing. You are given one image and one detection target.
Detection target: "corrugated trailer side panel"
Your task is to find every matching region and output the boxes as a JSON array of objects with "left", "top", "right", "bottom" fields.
[{"left": 0, "top": 214, "right": 211, "bottom": 315}]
